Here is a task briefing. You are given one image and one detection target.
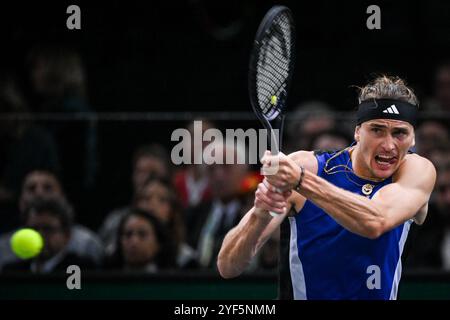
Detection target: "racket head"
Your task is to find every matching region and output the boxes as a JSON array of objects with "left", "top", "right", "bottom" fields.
[{"left": 248, "top": 6, "right": 296, "bottom": 132}]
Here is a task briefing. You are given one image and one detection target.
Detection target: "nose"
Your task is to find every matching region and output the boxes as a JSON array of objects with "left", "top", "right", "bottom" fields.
[
  {"left": 381, "top": 135, "right": 395, "bottom": 152},
  {"left": 124, "top": 232, "right": 140, "bottom": 245},
  {"left": 34, "top": 185, "right": 44, "bottom": 197}
]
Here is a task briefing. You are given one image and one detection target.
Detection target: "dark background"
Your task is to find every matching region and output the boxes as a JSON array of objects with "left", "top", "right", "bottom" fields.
[
  {"left": 1, "top": 0, "right": 449, "bottom": 228},
  {"left": 1, "top": 0, "right": 450, "bottom": 112}
]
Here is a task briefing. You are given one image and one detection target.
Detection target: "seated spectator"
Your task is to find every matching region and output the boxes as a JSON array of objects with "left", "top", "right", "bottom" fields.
[
  {"left": 0, "top": 72, "right": 60, "bottom": 233},
  {"left": 0, "top": 169, "right": 104, "bottom": 270},
  {"left": 132, "top": 144, "right": 172, "bottom": 193},
  {"left": 252, "top": 232, "right": 280, "bottom": 272},
  {"left": 105, "top": 208, "right": 176, "bottom": 272},
  {"left": 436, "top": 160, "right": 450, "bottom": 270},
  {"left": 135, "top": 176, "right": 197, "bottom": 269},
  {"left": 2, "top": 197, "right": 97, "bottom": 273},
  {"left": 428, "top": 143, "right": 450, "bottom": 168},
  {"left": 284, "top": 101, "right": 337, "bottom": 153},
  {"left": 423, "top": 61, "right": 450, "bottom": 113},
  {"left": 173, "top": 120, "right": 213, "bottom": 209},
  {"left": 309, "top": 129, "right": 352, "bottom": 151},
  {"left": 185, "top": 140, "right": 249, "bottom": 269},
  {"left": 415, "top": 120, "right": 449, "bottom": 158},
  {"left": 27, "top": 45, "right": 98, "bottom": 198},
  {"left": 404, "top": 156, "right": 450, "bottom": 270},
  {"left": 98, "top": 144, "right": 172, "bottom": 252}
]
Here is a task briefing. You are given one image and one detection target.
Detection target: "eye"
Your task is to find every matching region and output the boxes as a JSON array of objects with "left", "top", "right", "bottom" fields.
[
  {"left": 26, "top": 184, "right": 36, "bottom": 193},
  {"left": 371, "top": 128, "right": 381, "bottom": 133},
  {"left": 393, "top": 130, "right": 408, "bottom": 138}
]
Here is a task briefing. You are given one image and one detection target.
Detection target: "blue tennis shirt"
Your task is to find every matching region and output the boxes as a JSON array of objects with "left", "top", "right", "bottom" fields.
[{"left": 279, "top": 149, "right": 412, "bottom": 300}]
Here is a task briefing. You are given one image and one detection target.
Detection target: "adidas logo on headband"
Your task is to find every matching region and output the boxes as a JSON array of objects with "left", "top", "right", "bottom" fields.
[
  {"left": 382, "top": 105, "right": 400, "bottom": 114},
  {"left": 357, "top": 99, "right": 417, "bottom": 127}
]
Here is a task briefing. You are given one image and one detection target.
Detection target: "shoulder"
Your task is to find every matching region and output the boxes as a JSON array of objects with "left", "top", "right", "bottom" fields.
[
  {"left": 394, "top": 153, "right": 436, "bottom": 190},
  {"left": 396, "top": 153, "right": 436, "bottom": 180},
  {"left": 287, "top": 150, "right": 318, "bottom": 175}
]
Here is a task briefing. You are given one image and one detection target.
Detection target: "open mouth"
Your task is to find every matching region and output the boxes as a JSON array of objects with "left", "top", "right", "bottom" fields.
[{"left": 375, "top": 154, "right": 397, "bottom": 167}]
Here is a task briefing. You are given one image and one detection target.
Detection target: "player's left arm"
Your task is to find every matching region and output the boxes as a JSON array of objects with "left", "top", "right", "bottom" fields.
[
  {"left": 369, "top": 154, "right": 436, "bottom": 227},
  {"left": 264, "top": 153, "right": 436, "bottom": 239},
  {"left": 303, "top": 154, "right": 436, "bottom": 238}
]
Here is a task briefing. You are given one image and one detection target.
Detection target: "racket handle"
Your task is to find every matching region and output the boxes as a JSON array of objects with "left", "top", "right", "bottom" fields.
[
  {"left": 269, "top": 187, "right": 283, "bottom": 217},
  {"left": 269, "top": 211, "right": 279, "bottom": 217}
]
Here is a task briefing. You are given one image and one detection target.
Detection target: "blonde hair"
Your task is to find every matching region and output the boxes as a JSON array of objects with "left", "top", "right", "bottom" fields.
[{"left": 358, "top": 75, "right": 419, "bottom": 106}]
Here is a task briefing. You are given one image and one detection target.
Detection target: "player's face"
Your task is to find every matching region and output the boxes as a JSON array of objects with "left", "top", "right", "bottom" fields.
[{"left": 354, "top": 119, "right": 415, "bottom": 180}]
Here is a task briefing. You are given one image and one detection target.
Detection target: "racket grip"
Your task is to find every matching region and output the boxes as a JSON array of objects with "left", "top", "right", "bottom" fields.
[
  {"left": 269, "top": 211, "right": 279, "bottom": 217},
  {"left": 269, "top": 187, "right": 283, "bottom": 217}
]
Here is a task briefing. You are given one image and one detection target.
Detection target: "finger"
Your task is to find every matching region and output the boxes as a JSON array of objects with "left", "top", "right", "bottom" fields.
[
  {"left": 264, "top": 177, "right": 285, "bottom": 190},
  {"left": 255, "top": 190, "right": 286, "bottom": 209},
  {"left": 260, "top": 184, "right": 288, "bottom": 202},
  {"left": 262, "top": 178, "right": 279, "bottom": 193},
  {"left": 257, "top": 183, "right": 287, "bottom": 206},
  {"left": 283, "top": 190, "right": 292, "bottom": 198},
  {"left": 262, "top": 178, "right": 271, "bottom": 190},
  {"left": 255, "top": 197, "right": 286, "bottom": 214}
]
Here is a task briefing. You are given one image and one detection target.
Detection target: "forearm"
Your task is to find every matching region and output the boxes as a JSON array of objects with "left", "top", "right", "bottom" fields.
[
  {"left": 297, "top": 170, "right": 385, "bottom": 238},
  {"left": 217, "top": 207, "right": 272, "bottom": 278}
]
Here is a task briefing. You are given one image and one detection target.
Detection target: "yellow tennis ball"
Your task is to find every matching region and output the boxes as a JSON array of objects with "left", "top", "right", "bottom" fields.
[
  {"left": 270, "top": 95, "right": 277, "bottom": 105},
  {"left": 10, "top": 228, "right": 44, "bottom": 260}
]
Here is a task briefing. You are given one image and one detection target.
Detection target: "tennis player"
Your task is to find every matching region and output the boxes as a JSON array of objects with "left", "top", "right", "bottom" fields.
[{"left": 217, "top": 75, "right": 437, "bottom": 299}]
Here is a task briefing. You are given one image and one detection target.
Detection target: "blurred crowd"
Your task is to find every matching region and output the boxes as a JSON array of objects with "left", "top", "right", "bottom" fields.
[{"left": 0, "top": 46, "right": 449, "bottom": 275}]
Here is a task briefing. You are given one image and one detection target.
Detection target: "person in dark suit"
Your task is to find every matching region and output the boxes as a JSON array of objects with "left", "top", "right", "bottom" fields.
[{"left": 185, "top": 141, "right": 250, "bottom": 268}]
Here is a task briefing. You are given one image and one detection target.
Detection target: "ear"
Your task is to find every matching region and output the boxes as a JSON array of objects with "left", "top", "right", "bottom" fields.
[
  {"left": 411, "top": 132, "right": 416, "bottom": 148},
  {"left": 354, "top": 125, "right": 361, "bottom": 143}
]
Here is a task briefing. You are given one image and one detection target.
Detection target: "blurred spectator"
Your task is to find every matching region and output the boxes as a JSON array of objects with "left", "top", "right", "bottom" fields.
[
  {"left": 254, "top": 232, "right": 280, "bottom": 271},
  {"left": 0, "top": 73, "right": 60, "bottom": 233},
  {"left": 428, "top": 143, "right": 450, "bottom": 169},
  {"left": 0, "top": 169, "right": 104, "bottom": 270},
  {"left": 98, "top": 144, "right": 172, "bottom": 252},
  {"left": 135, "top": 176, "right": 197, "bottom": 268},
  {"left": 309, "top": 129, "right": 352, "bottom": 151},
  {"left": 415, "top": 120, "right": 449, "bottom": 159},
  {"left": 424, "top": 62, "right": 450, "bottom": 112},
  {"left": 2, "top": 197, "right": 97, "bottom": 273},
  {"left": 174, "top": 120, "right": 213, "bottom": 208},
  {"left": 131, "top": 144, "right": 172, "bottom": 195},
  {"left": 437, "top": 161, "right": 450, "bottom": 270},
  {"left": 105, "top": 208, "right": 176, "bottom": 272},
  {"left": 27, "top": 45, "right": 98, "bottom": 223},
  {"left": 100, "top": 175, "right": 197, "bottom": 269},
  {"left": 185, "top": 140, "right": 249, "bottom": 268},
  {"left": 405, "top": 156, "right": 450, "bottom": 270},
  {"left": 284, "top": 101, "right": 337, "bottom": 153}
]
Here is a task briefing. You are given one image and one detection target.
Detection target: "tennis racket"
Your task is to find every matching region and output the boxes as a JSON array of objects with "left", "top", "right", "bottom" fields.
[{"left": 248, "top": 6, "right": 296, "bottom": 216}]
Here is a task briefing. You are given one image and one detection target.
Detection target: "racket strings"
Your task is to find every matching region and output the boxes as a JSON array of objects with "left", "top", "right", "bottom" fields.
[{"left": 255, "top": 13, "right": 293, "bottom": 119}]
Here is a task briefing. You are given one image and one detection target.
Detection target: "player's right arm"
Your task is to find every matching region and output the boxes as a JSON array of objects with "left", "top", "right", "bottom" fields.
[
  {"left": 217, "top": 151, "right": 317, "bottom": 279},
  {"left": 217, "top": 184, "right": 291, "bottom": 279}
]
